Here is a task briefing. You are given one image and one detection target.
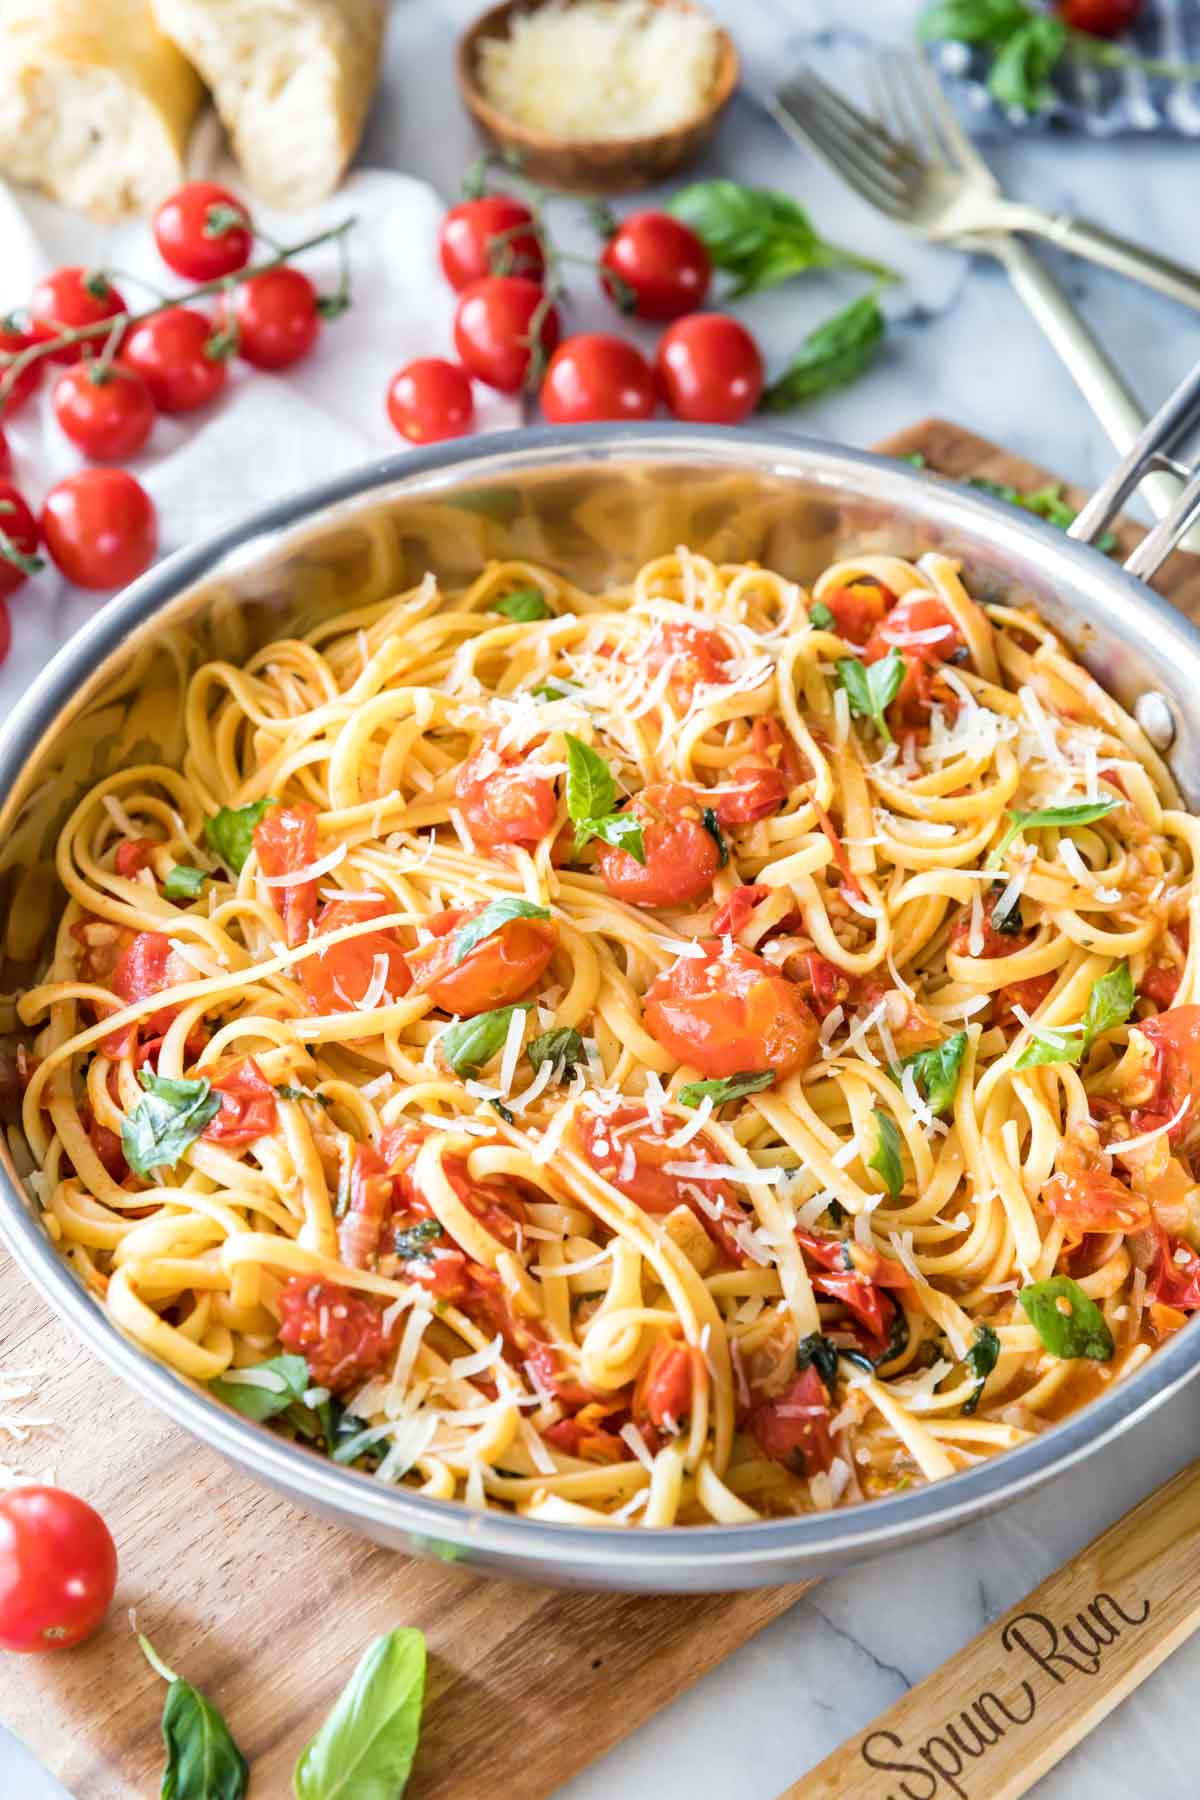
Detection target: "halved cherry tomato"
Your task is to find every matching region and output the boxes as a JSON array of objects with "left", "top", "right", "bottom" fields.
[
  {"left": 28, "top": 269, "right": 126, "bottom": 364},
  {"left": 387, "top": 357, "right": 475, "bottom": 444},
  {"left": 405, "top": 902, "right": 555, "bottom": 1016},
  {"left": 52, "top": 362, "right": 154, "bottom": 461},
  {"left": 277, "top": 1276, "right": 395, "bottom": 1392},
  {"left": 220, "top": 268, "right": 320, "bottom": 371},
  {"left": 595, "top": 781, "right": 720, "bottom": 908},
  {"left": 656, "top": 313, "right": 763, "bottom": 424},
  {"left": 576, "top": 1103, "right": 747, "bottom": 1263},
  {"left": 540, "top": 334, "right": 656, "bottom": 424},
  {"left": 114, "top": 837, "right": 159, "bottom": 878},
  {"left": 40, "top": 469, "right": 157, "bottom": 591},
  {"left": 453, "top": 276, "right": 560, "bottom": 393},
  {"left": 804, "top": 952, "right": 853, "bottom": 1020},
  {"left": 0, "top": 480, "right": 41, "bottom": 601},
  {"left": 645, "top": 618, "right": 730, "bottom": 708},
  {"left": 746, "top": 1365, "right": 834, "bottom": 1477},
  {"left": 633, "top": 1338, "right": 695, "bottom": 1435},
  {"left": 817, "top": 579, "right": 892, "bottom": 644},
  {"left": 455, "top": 734, "right": 557, "bottom": 853},
  {"left": 991, "top": 972, "right": 1055, "bottom": 1034},
  {"left": 0, "top": 1486, "right": 118, "bottom": 1652},
  {"left": 105, "top": 930, "right": 192, "bottom": 1049},
  {"left": 864, "top": 595, "right": 966, "bottom": 726},
  {"left": 299, "top": 897, "right": 411, "bottom": 1015},
  {"left": 599, "top": 210, "right": 711, "bottom": 321},
  {"left": 712, "top": 884, "right": 770, "bottom": 938},
  {"left": 153, "top": 182, "right": 253, "bottom": 281},
  {"left": 714, "top": 717, "right": 798, "bottom": 825},
  {"left": 0, "top": 326, "right": 42, "bottom": 416},
  {"left": 254, "top": 802, "right": 319, "bottom": 948},
  {"left": 1149, "top": 1228, "right": 1200, "bottom": 1311},
  {"left": 1138, "top": 1005, "right": 1200, "bottom": 1141},
  {"left": 439, "top": 195, "right": 545, "bottom": 290},
  {"left": 1044, "top": 1166, "right": 1149, "bottom": 1234},
  {"left": 202, "top": 1057, "right": 277, "bottom": 1148},
  {"left": 795, "top": 1228, "right": 907, "bottom": 1355},
  {"left": 120, "top": 308, "right": 228, "bottom": 415},
  {"left": 644, "top": 939, "right": 819, "bottom": 1079}
]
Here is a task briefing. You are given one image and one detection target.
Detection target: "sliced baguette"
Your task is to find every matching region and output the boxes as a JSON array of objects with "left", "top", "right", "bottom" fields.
[
  {"left": 0, "top": 0, "right": 204, "bottom": 219},
  {"left": 151, "top": 0, "right": 386, "bottom": 208}
]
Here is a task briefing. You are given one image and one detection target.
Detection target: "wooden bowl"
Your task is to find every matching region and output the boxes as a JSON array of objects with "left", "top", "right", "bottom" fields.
[{"left": 457, "top": 0, "right": 739, "bottom": 193}]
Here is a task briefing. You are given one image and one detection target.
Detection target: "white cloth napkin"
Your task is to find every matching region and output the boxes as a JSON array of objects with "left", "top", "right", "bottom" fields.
[{"left": 0, "top": 167, "right": 522, "bottom": 710}]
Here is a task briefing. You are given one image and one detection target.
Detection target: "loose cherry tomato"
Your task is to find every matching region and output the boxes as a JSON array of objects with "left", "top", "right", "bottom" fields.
[
  {"left": 747, "top": 1366, "right": 834, "bottom": 1476},
  {"left": 40, "top": 469, "right": 157, "bottom": 590},
  {"left": 277, "top": 1277, "right": 395, "bottom": 1393},
  {"left": 299, "top": 897, "right": 411, "bottom": 1015},
  {"left": 864, "top": 594, "right": 966, "bottom": 725},
  {"left": 540, "top": 334, "right": 656, "bottom": 423},
  {"left": 153, "top": 182, "right": 253, "bottom": 281},
  {"left": 633, "top": 1339, "right": 696, "bottom": 1435},
  {"left": 28, "top": 269, "right": 126, "bottom": 365},
  {"left": 1057, "top": 0, "right": 1141, "bottom": 36},
  {"left": 453, "top": 276, "right": 560, "bottom": 393},
  {"left": 0, "top": 481, "right": 41, "bottom": 601},
  {"left": 656, "top": 313, "right": 764, "bottom": 425},
  {"left": 439, "top": 195, "right": 545, "bottom": 290},
  {"left": 52, "top": 362, "right": 154, "bottom": 461},
  {"left": 219, "top": 268, "right": 320, "bottom": 371},
  {"left": 0, "top": 1486, "right": 117, "bottom": 1653},
  {"left": 576, "top": 1103, "right": 748, "bottom": 1263},
  {"left": 386, "top": 357, "right": 475, "bottom": 444},
  {"left": 816, "top": 578, "right": 893, "bottom": 644},
  {"left": 406, "top": 903, "right": 555, "bottom": 1016},
  {"left": 0, "top": 325, "right": 42, "bottom": 416},
  {"left": 202, "top": 1057, "right": 278, "bottom": 1147},
  {"left": 644, "top": 938, "right": 819, "bottom": 1078},
  {"left": 120, "top": 308, "right": 228, "bottom": 414},
  {"left": 254, "top": 802, "right": 319, "bottom": 947},
  {"left": 600, "top": 210, "right": 711, "bottom": 321},
  {"left": 595, "top": 781, "right": 720, "bottom": 908},
  {"left": 1043, "top": 1166, "right": 1149, "bottom": 1234},
  {"left": 455, "top": 733, "right": 557, "bottom": 853}
]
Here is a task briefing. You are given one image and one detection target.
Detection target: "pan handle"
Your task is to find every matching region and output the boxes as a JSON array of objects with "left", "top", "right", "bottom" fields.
[{"left": 1070, "top": 357, "right": 1200, "bottom": 580}]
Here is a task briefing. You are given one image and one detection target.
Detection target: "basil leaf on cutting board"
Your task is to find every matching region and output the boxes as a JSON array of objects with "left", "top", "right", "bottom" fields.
[
  {"left": 139, "top": 1634, "right": 248, "bottom": 1800},
  {"left": 293, "top": 1627, "right": 426, "bottom": 1800}
]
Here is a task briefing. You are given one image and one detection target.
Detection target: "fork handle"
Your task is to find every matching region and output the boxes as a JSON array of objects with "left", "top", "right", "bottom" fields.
[{"left": 992, "top": 202, "right": 1200, "bottom": 314}]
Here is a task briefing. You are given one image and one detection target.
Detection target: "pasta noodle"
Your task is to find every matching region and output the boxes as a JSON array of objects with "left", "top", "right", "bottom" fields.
[{"left": 15, "top": 544, "right": 1200, "bottom": 1528}]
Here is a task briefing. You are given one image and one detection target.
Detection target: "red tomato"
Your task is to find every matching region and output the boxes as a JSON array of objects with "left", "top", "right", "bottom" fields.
[
  {"left": 540, "top": 333, "right": 656, "bottom": 424},
  {"left": 0, "top": 326, "right": 43, "bottom": 416},
  {"left": 1043, "top": 1166, "right": 1149, "bottom": 1234},
  {"left": 599, "top": 211, "right": 711, "bottom": 321},
  {"left": 543, "top": 1407, "right": 629, "bottom": 1464},
  {"left": 0, "top": 428, "right": 8, "bottom": 478},
  {"left": 950, "top": 888, "right": 1032, "bottom": 960},
  {"left": 712, "top": 884, "right": 770, "bottom": 938},
  {"left": 29, "top": 269, "right": 126, "bottom": 365},
  {"left": 1056, "top": 0, "right": 1141, "bottom": 36},
  {"left": 817, "top": 580, "right": 892, "bottom": 644},
  {"left": 105, "top": 930, "right": 192, "bottom": 1049},
  {"left": 455, "top": 733, "right": 557, "bottom": 853},
  {"left": 453, "top": 276, "right": 560, "bottom": 393},
  {"left": 595, "top": 781, "right": 721, "bottom": 908},
  {"left": 794, "top": 1228, "right": 907, "bottom": 1355},
  {"left": 120, "top": 308, "right": 228, "bottom": 415},
  {"left": 86, "top": 1116, "right": 127, "bottom": 1180},
  {"left": 714, "top": 717, "right": 796, "bottom": 825},
  {"left": 991, "top": 972, "right": 1055, "bottom": 1034},
  {"left": 153, "top": 182, "right": 253, "bottom": 281},
  {"left": 203, "top": 1057, "right": 278, "bottom": 1147},
  {"left": 1139, "top": 1005, "right": 1200, "bottom": 1140},
  {"left": 1150, "top": 1230, "right": 1200, "bottom": 1311},
  {"left": 338, "top": 1142, "right": 398, "bottom": 1271},
  {"left": 644, "top": 939, "right": 819, "bottom": 1079},
  {"left": 0, "top": 1486, "right": 117, "bottom": 1653},
  {"left": 576, "top": 1103, "right": 747, "bottom": 1263},
  {"left": 386, "top": 357, "right": 475, "bottom": 444},
  {"left": 254, "top": 802, "right": 319, "bottom": 948},
  {"left": 114, "top": 837, "right": 158, "bottom": 877},
  {"left": 220, "top": 268, "right": 320, "bottom": 371},
  {"left": 277, "top": 1276, "right": 395, "bottom": 1393},
  {"left": 52, "top": 363, "right": 154, "bottom": 461},
  {"left": 746, "top": 1366, "right": 834, "bottom": 1476},
  {"left": 406, "top": 903, "right": 555, "bottom": 1017},
  {"left": 1140, "top": 960, "right": 1184, "bottom": 1012},
  {"left": 0, "top": 481, "right": 42, "bottom": 601},
  {"left": 803, "top": 952, "right": 853, "bottom": 1020},
  {"left": 645, "top": 619, "right": 730, "bottom": 707},
  {"left": 656, "top": 314, "right": 764, "bottom": 424},
  {"left": 299, "top": 897, "right": 411, "bottom": 1015},
  {"left": 633, "top": 1339, "right": 695, "bottom": 1435},
  {"left": 864, "top": 594, "right": 966, "bottom": 725},
  {"left": 439, "top": 194, "right": 545, "bottom": 290},
  {"left": 40, "top": 469, "right": 157, "bottom": 590}
]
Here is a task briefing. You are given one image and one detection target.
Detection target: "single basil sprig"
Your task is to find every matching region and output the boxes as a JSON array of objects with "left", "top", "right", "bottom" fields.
[
  {"left": 494, "top": 585, "right": 551, "bottom": 622},
  {"left": 896, "top": 1031, "right": 967, "bottom": 1117},
  {"left": 139, "top": 1634, "right": 249, "bottom": 1800},
  {"left": 760, "top": 294, "right": 886, "bottom": 412},
  {"left": 450, "top": 897, "right": 551, "bottom": 966},
  {"left": 868, "top": 1108, "right": 904, "bottom": 1200},
  {"left": 961, "top": 1323, "right": 1000, "bottom": 1415},
  {"left": 210, "top": 1354, "right": 311, "bottom": 1422},
  {"left": 122, "top": 1071, "right": 221, "bottom": 1176},
  {"left": 808, "top": 601, "right": 835, "bottom": 630},
  {"left": 678, "top": 1070, "right": 775, "bottom": 1110},
  {"left": 204, "top": 796, "right": 277, "bottom": 874},
  {"left": 440, "top": 1004, "right": 529, "bottom": 1079},
  {"left": 666, "top": 180, "right": 892, "bottom": 296},
  {"left": 563, "top": 733, "right": 645, "bottom": 863},
  {"left": 527, "top": 1025, "right": 585, "bottom": 1077},
  {"left": 394, "top": 1218, "right": 443, "bottom": 1262},
  {"left": 276, "top": 1084, "right": 331, "bottom": 1108},
  {"left": 836, "top": 647, "right": 905, "bottom": 745},
  {"left": 1015, "top": 960, "right": 1133, "bottom": 1071},
  {"left": 1019, "top": 1275, "right": 1114, "bottom": 1361},
  {"left": 164, "top": 865, "right": 208, "bottom": 902},
  {"left": 796, "top": 1331, "right": 841, "bottom": 1398},
  {"left": 988, "top": 796, "right": 1119, "bottom": 868},
  {"left": 293, "top": 1628, "right": 426, "bottom": 1800}
]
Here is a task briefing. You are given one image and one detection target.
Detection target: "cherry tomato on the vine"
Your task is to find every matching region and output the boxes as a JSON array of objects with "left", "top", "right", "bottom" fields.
[
  {"left": 28, "top": 269, "right": 127, "bottom": 365},
  {"left": 153, "top": 181, "right": 254, "bottom": 281},
  {"left": 656, "top": 314, "right": 764, "bottom": 425},
  {"left": 0, "top": 1485, "right": 118, "bottom": 1653},
  {"left": 453, "top": 276, "right": 560, "bottom": 393},
  {"left": 120, "top": 307, "right": 229, "bottom": 414},
  {"left": 599, "top": 210, "right": 711, "bottom": 322},
  {"left": 0, "top": 481, "right": 41, "bottom": 601},
  {"left": 386, "top": 357, "right": 475, "bottom": 443},
  {"left": 1056, "top": 0, "right": 1142, "bottom": 36},
  {"left": 52, "top": 363, "right": 155, "bottom": 461},
  {"left": 41, "top": 469, "right": 157, "bottom": 591},
  {"left": 540, "top": 333, "right": 656, "bottom": 424},
  {"left": 0, "top": 326, "right": 41, "bottom": 417},
  {"left": 440, "top": 195, "right": 545, "bottom": 291},
  {"left": 219, "top": 268, "right": 320, "bottom": 371}
]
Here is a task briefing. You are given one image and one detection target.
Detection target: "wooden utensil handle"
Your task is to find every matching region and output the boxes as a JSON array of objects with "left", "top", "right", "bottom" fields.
[{"left": 781, "top": 1461, "right": 1200, "bottom": 1800}]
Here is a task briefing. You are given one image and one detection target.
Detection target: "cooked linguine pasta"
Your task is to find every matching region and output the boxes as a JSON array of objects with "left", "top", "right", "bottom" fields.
[{"left": 15, "top": 546, "right": 1200, "bottom": 1528}]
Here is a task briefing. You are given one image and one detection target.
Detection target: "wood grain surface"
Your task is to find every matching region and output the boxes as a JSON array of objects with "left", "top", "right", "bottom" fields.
[{"left": 1, "top": 418, "right": 1192, "bottom": 1800}]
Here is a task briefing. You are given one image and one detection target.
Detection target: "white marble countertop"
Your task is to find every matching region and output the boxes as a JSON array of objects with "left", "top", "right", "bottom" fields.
[{"left": 4, "top": 1, "right": 1200, "bottom": 1795}]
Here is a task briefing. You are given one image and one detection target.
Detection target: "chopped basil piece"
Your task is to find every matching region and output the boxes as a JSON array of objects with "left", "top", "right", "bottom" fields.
[
  {"left": 1015, "top": 959, "right": 1133, "bottom": 1070},
  {"left": 988, "top": 797, "right": 1119, "bottom": 868},
  {"left": 276, "top": 1084, "right": 332, "bottom": 1108},
  {"left": 527, "top": 1026, "right": 585, "bottom": 1077},
  {"left": 808, "top": 601, "right": 835, "bottom": 630},
  {"left": 293, "top": 1628, "right": 426, "bottom": 1800},
  {"left": 701, "top": 807, "right": 728, "bottom": 866},
  {"left": 204, "top": 796, "right": 278, "bottom": 874},
  {"left": 440, "top": 1004, "right": 529, "bottom": 1079},
  {"left": 490, "top": 1097, "right": 515, "bottom": 1125},
  {"left": 494, "top": 585, "right": 551, "bottom": 621},
  {"left": 394, "top": 1218, "right": 443, "bottom": 1262},
  {"left": 209, "top": 1354, "right": 310, "bottom": 1422},
  {"left": 796, "top": 1332, "right": 841, "bottom": 1397},
  {"left": 677, "top": 1070, "right": 775, "bottom": 1110},
  {"left": 139, "top": 1634, "right": 249, "bottom": 1800},
  {"left": 990, "top": 878, "right": 1025, "bottom": 935},
  {"left": 450, "top": 897, "right": 551, "bottom": 966},
  {"left": 896, "top": 1032, "right": 967, "bottom": 1118},
  {"left": 868, "top": 1108, "right": 904, "bottom": 1200},
  {"left": 836, "top": 648, "right": 905, "bottom": 746},
  {"left": 164, "top": 864, "right": 207, "bottom": 902},
  {"left": 563, "top": 733, "right": 645, "bottom": 864},
  {"left": 1019, "top": 1275, "right": 1113, "bottom": 1361},
  {"left": 122, "top": 1071, "right": 221, "bottom": 1177},
  {"left": 961, "top": 1323, "right": 1000, "bottom": 1415}
]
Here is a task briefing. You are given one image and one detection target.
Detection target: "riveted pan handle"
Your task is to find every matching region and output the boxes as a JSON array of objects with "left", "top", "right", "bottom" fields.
[{"left": 1070, "top": 358, "right": 1200, "bottom": 580}]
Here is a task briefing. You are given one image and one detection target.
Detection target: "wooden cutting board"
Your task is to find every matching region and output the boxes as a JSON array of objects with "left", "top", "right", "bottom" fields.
[{"left": 2, "top": 419, "right": 1194, "bottom": 1800}]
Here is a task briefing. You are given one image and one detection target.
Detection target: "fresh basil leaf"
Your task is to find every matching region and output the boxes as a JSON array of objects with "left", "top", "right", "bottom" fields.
[
  {"left": 527, "top": 1026, "right": 585, "bottom": 1076},
  {"left": 1013, "top": 1026, "right": 1085, "bottom": 1070},
  {"left": 440, "top": 1004, "right": 529, "bottom": 1079},
  {"left": 494, "top": 585, "right": 551, "bottom": 622},
  {"left": 293, "top": 1627, "right": 426, "bottom": 1800},
  {"left": 990, "top": 879, "right": 1024, "bottom": 935},
  {"left": 330, "top": 1418, "right": 390, "bottom": 1467},
  {"left": 761, "top": 294, "right": 886, "bottom": 412},
  {"left": 164, "top": 865, "right": 207, "bottom": 902},
  {"left": 989, "top": 797, "right": 1120, "bottom": 868},
  {"left": 276, "top": 1084, "right": 332, "bottom": 1108},
  {"left": 897, "top": 1031, "right": 967, "bottom": 1117},
  {"left": 394, "top": 1218, "right": 443, "bottom": 1262},
  {"left": 701, "top": 807, "right": 728, "bottom": 866},
  {"left": 451, "top": 897, "right": 551, "bottom": 966},
  {"left": 1082, "top": 959, "right": 1134, "bottom": 1044},
  {"left": 667, "top": 181, "right": 891, "bottom": 297},
  {"left": 868, "top": 1108, "right": 904, "bottom": 1200},
  {"left": 532, "top": 677, "right": 580, "bottom": 702},
  {"left": 204, "top": 796, "right": 277, "bottom": 874},
  {"left": 563, "top": 732, "right": 616, "bottom": 827},
  {"left": 582, "top": 811, "right": 645, "bottom": 864},
  {"left": 490, "top": 1097, "right": 515, "bottom": 1124},
  {"left": 876, "top": 1300, "right": 911, "bottom": 1368},
  {"left": 796, "top": 1331, "right": 841, "bottom": 1398},
  {"left": 210, "top": 1354, "right": 311, "bottom": 1422},
  {"left": 836, "top": 648, "right": 904, "bottom": 745},
  {"left": 1019, "top": 1275, "right": 1114, "bottom": 1361},
  {"left": 961, "top": 1323, "right": 1000, "bottom": 1415},
  {"left": 122, "top": 1071, "right": 220, "bottom": 1176},
  {"left": 988, "top": 13, "right": 1066, "bottom": 110},
  {"left": 808, "top": 601, "right": 834, "bottom": 630},
  {"left": 139, "top": 1634, "right": 248, "bottom": 1800},
  {"left": 678, "top": 1070, "right": 775, "bottom": 1110},
  {"left": 917, "top": 0, "right": 1033, "bottom": 46}
]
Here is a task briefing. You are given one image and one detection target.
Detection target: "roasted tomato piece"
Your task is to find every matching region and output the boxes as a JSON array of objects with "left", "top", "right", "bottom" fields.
[
  {"left": 711, "top": 883, "right": 770, "bottom": 937},
  {"left": 576, "top": 1102, "right": 747, "bottom": 1264},
  {"left": 455, "top": 733, "right": 558, "bottom": 854},
  {"left": 950, "top": 888, "right": 1032, "bottom": 959},
  {"left": 1044, "top": 1165, "right": 1149, "bottom": 1234},
  {"left": 794, "top": 1227, "right": 909, "bottom": 1356},
  {"left": 991, "top": 972, "right": 1055, "bottom": 1034},
  {"left": 299, "top": 897, "right": 411, "bottom": 1015},
  {"left": 864, "top": 595, "right": 966, "bottom": 725},
  {"left": 645, "top": 619, "right": 730, "bottom": 708},
  {"left": 714, "top": 719, "right": 801, "bottom": 826},
  {"left": 746, "top": 1365, "right": 834, "bottom": 1477},
  {"left": 633, "top": 1338, "right": 695, "bottom": 1437},
  {"left": 254, "top": 803, "right": 319, "bottom": 949},
  {"left": 103, "top": 931, "right": 194, "bottom": 1053},
  {"left": 595, "top": 781, "right": 721, "bottom": 908},
  {"left": 817, "top": 579, "right": 892, "bottom": 644},
  {"left": 543, "top": 1405, "right": 630, "bottom": 1464},
  {"left": 1150, "top": 1229, "right": 1200, "bottom": 1311},
  {"left": 85, "top": 1117, "right": 127, "bottom": 1180},
  {"left": 203, "top": 1057, "right": 278, "bottom": 1148},
  {"left": 405, "top": 902, "right": 555, "bottom": 1016},
  {"left": 277, "top": 1276, "right": 395, "bottom": 1393},
  {"left": 1138, "top": 1005, "right": 1200, "bottom": 1141},
  {"left": 644, "top": 939, "right": 819, "bottom": 1079},
  {"left": 114, "top": 837, "right": 159, "bottom": 878},
  {"left": 803, "top": 952, "right": 853, "bottom": 1020}
]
